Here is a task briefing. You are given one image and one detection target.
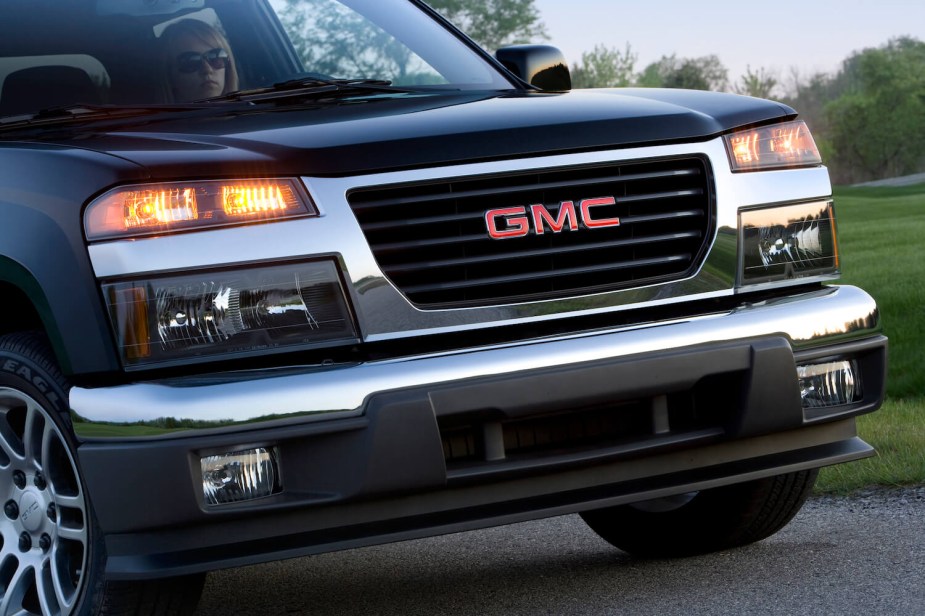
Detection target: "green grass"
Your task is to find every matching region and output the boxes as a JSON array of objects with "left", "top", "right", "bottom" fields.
[
  {"left": 834, "top": 184, "right": 925, "bottom": 399},
  {"left": 816, "top": 397, "right": 925, "bottom": 494},
  {"left": 814, "top": 183, "right": 925, "bottom": 493}
]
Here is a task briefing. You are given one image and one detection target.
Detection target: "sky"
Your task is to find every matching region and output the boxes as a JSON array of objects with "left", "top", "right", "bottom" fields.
[{"left": 533, "top": 0, "right": 925, "bottom": 89}]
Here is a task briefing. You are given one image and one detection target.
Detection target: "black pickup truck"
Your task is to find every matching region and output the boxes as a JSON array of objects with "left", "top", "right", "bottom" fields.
[{"left": 0, "top": 0, "right": 886, "bottom": 614}]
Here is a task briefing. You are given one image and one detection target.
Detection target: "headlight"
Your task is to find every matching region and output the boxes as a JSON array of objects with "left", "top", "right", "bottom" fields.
[
  {"left": 739, "top": 201, "right": 839, "bottom": 285},
  {"left": 724, "top": 120, "right": 821, "bottom": 171},
  {"left": 85, "top": 178, "right": 314, "bottom": 240},
  {"left": 104, "top": 261, "right": 357, "bottom": 368}
]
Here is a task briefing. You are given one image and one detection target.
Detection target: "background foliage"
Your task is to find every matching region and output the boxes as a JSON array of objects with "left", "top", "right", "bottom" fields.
[{"left": 427, "top": 0, "right": 547, "bottom": 51}]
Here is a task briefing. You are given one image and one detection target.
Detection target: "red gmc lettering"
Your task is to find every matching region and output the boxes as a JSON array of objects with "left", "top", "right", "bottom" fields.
[
  {"left": 486, "top": 196, "right": 620, "bottom": 239},
  {"left": 486, "top": 206, "right": 529, "bottom": 239},
  {"left": 531, "top": 201, "right": 577, "bottom": 235},
  {"left": 580, "top": 196, "right": 620, "bottom": 228}
]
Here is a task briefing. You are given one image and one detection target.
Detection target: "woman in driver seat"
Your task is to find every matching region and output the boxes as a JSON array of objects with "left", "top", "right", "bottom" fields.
[{"left": 161, "top": 18, "right": 239, "bottom": 102}]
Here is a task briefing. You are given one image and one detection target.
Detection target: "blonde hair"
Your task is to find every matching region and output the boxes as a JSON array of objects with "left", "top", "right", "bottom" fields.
[{"left": 160, "top": 19, "right": 239, "bottom": 101}]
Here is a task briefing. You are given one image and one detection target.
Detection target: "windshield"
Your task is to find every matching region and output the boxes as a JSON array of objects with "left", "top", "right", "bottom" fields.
[{"left": 0, "top": 0, "right": 514, "bottom": 119}]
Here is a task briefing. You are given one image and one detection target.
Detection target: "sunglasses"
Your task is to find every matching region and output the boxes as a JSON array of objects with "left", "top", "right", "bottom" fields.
[{"left": 176, "top": 48, "right": 229, "bottom": 73}]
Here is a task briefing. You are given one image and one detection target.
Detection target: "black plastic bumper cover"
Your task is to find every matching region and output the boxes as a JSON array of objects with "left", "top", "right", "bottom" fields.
[{"left": 76, "top": 335, "right": 887, "bottom": 579}]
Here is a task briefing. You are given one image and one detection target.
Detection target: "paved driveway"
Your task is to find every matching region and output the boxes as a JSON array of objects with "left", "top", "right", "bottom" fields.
[{"left": 195, "top": 486, "right": 924, "bottom": 615}]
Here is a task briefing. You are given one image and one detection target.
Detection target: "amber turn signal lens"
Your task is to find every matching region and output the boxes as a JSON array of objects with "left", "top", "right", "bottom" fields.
[
  {"left": 222, "top": 184, "right": 292, "bottom": 216},
  {"left": 85, "top": 179, "right": 313, "bottom": 240}
]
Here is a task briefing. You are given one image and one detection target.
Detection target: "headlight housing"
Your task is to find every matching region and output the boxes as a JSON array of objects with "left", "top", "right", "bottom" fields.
[
  {"left": 85, "top": 178, "right": 314, "bottom": 240},
  {"left": 724, "top": 120, "right": 821, "bottom": 171},
  {"left": 104, "top": 261, "right": 357, "bottom": 368},
  {"left": 739, "top": 201, "right": 839, "bottom": 286}
]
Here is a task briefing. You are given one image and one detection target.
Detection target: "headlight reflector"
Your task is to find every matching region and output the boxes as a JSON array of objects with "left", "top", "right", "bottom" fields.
[
  {"left": 725, "top": 120, "right": 821, "bottom": 171},
  {"left": 85, "top": 178, "right": 313, "bottom": 240},
  {"left": 104, "top": 261, "right": 357, "bottom": 367},
  {"left": 739, "top": 202, "right": 839, "bottom": 285}
]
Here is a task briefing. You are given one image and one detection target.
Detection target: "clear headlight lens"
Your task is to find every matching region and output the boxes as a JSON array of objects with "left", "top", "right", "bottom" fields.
[
  {"left": 724, "top": 120, "right": 821, "bottom": 171},
  {"left": 739, "top": 201, "right": 839, "bottom": 285},
  {"left": 85, "top": 178, "right": 314, "bottom": 240},
  {"left": 104, "top": 261, "right": 357, "bottom": 367}
]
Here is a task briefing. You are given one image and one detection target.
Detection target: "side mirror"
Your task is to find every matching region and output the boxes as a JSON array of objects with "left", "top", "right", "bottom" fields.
[{"left": 495, "top": 45, "right": 571, "bottom": 91}]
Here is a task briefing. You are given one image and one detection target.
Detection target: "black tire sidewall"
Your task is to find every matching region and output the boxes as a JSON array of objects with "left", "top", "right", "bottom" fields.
[{"left": 581, "top": 471, "right": 818, "bottom": 558}]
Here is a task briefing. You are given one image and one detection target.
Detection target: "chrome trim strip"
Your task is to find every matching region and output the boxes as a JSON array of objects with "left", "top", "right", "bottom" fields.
[
  {"left": 86, "top": 139, "right": 834, "bottom": 341},
  {"left": 69, "top": 285, "right": 880, "bottom": 437}
]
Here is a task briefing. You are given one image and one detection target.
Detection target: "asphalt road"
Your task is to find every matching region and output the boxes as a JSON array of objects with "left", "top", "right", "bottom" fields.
[{"left": 195, "top": 487, "right": 925, "bottom": 615}]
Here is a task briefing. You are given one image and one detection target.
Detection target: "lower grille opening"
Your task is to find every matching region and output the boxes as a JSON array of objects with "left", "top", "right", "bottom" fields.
[{"left": 439, "top": 373, "right": 743, "bottom": 473}]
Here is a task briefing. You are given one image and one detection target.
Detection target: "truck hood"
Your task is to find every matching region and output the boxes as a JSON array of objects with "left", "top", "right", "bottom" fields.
[{"left": 38, "top": 88, "right": 795, "bottom": 177}]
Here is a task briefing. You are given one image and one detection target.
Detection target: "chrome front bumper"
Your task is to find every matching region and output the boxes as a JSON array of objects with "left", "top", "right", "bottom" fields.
[{"left": 69, "top": 284, "right": 882, "bottom": 438}]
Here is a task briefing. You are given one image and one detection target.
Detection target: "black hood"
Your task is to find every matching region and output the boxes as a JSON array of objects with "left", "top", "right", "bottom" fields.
[{"left": 38, "top": 88, "right": 795, "bottom": 177}]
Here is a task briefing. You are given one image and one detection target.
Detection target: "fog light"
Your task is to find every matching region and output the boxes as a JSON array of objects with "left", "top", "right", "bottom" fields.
[
  {"left": 201, "top": 447, "right": 279, "bottom": 506},
  {"left": 797, "top": 360, "right": 861, "bottom": 409}
]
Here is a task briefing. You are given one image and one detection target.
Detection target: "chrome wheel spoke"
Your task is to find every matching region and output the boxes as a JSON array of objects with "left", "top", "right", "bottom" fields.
[
  {"left": 50, "top": 493, "right": 81, "bottom": 511},
  {"left": 0, "top": 562, "right": 32, "bottom": 616},
  {"left": 0, "top": 432, "right": 19, "bottom": 468},
  {"left": 34, "top": 561, "right": 56, "bottom": 616},
  {"left": 54, "top": 526, "right": 85, "bottom": 545},
  {"left": 21, "top": 407, "right": 43, "bottom": 473},
  {"left": 48, "top": 547, "right": 77, "bottom": 614},
  {"left": 39, "top": 421, "right": 57, "bottom": 479},
  {"left": 0, "top": 399, "right": 25, "bottom": 465}
]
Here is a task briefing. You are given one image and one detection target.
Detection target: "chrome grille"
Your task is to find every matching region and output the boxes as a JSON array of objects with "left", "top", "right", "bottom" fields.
[{"left": 347, "top": 157, "right": 713, "bottom": 307}]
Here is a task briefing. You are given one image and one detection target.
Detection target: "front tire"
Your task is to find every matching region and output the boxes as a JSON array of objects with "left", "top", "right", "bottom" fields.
[
  {"left": 0, "top": 333, "right": 204, "bottom": 615},
  {"left": 580, "top": 470, "right": 818, "bottom": 558}
]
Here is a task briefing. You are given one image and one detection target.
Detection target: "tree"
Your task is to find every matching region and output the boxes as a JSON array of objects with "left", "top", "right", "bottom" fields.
[
  {"left": 734, "top": 66, "right": 778, "bottom": 99},
  {"left": 823, "top": 37, "right": 925, "bottom": 183},
  {"left": 570, "top": 44, "right": 637, "bottom": 89},
  {"left": 279, "top": 0, "right": 417, "bottom": 80},
  {"left": 636, "top": 54, "right": 728, "bottom": 91},
  {"left": 782, "top": 69, "right": 839, "bottom": 131},
  {"left": 426, "top": 0, "right": 547, "bottom": 52}
]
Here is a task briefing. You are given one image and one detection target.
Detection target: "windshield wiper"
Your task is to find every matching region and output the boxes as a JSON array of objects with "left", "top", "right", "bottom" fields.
[
  {"left": 0, "top": 101, "right": 252, "bottom": 132},
  {"left": 0, "top": 80, "right": 425, "bottom": 133},
  {"left": 1, "top": 104, "right": 150, "bottom": 126},
  {"left": 206, "top": 78, "right": 419, "bottom": 103}
]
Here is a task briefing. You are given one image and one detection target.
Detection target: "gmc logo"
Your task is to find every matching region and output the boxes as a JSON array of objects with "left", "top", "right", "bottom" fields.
[{"left": 485, "top": 197, "right": 620, "bottom": 240}]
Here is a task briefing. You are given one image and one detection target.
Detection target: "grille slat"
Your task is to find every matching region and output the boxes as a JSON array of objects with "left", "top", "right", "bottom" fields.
[
  {"left": 348, "top": 157, "right": 713, "bottom": 307},
  {"left": 402, "top": 254, "right": 691, "bottom": 294},
  {"left": 386, "top": 231, "right": 702, "bottom": 274},
  {"left": 350, "top": 167, "right": 702, "bottom": 212},
  {"left": 363, "top": 211, "right": 482, "bottom": 231}
]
